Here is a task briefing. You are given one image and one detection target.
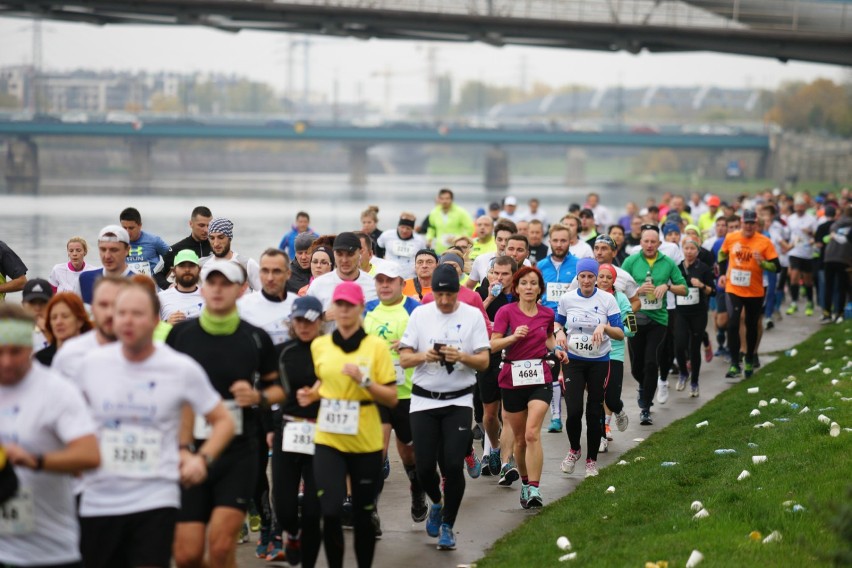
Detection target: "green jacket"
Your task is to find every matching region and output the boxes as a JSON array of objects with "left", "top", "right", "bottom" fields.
[
  {"left": 621, "top": 251, "right": 686, "bottom": 326},
  {"left": 426, "top": 204, "right": 474, "bottom": 254}
]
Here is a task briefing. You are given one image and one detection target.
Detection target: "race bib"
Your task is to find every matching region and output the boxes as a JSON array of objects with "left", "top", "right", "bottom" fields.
[
  {"left": 282, "top": 421, "right": 316, "bottom": 455},
  {"left": 511, "top": 359, "right": 545, "bottom": 386},
  {"left": 317, "top": 399, "right": 360, "bottom": 435},
  {"left": 393, "top": 361, "right": 406, "bottom": 386},
  {"left": 391, "top": 241, "right": 416, "bottom": 258},
  {"left": 546, "top": 282, "right": 570, "bottom": 302},
  {"left": 101, "top": 424, "right": 163, "bottom": 477},
  {"left": 676, "top": 287, "right": 700, "bottom": 306},
  {"left": 640, "top": 295, "right": 662, "bottom": 310},
  {"left": 0, "top": 488, "right": 34, "bottom": 535},
  {"left": 730, "top": 269, "right": 751, "bottom": 287},
  {"left": 568, "top": 333, "right": 603, "bottom": 358},
  {"left": 193, "top": 400, "right": 243, "bottom": 440},
  {"left": 127, "top": 261, "right": 152, "bottom": 276}
]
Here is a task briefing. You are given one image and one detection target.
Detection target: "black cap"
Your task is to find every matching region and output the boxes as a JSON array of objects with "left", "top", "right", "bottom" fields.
[
  {"left": 579, "top": 208, "right": 595, "bottom": 219},
  {"left": 431, "top": 264, "right": 460, "bottom": 292},
  {"left": 290, "top": 296, "right": 323, "bottom": 321},
  {"left": 333, "top": 232, "right": 361, "bottom": 253},
  {"left": 294, "top": 233, "right": 317, "bottom": 252},
  {"left": 742, "top": 209, "right": 758, "bottom": 223},
  {"left": 22, "top": 278, "right": 53, "bottom": 303},
  {"left": 488, "top": 202, "right": 501, "bottom": 211},
  {"left": 415, "top": 249, "right": 438, "bottom": 262}
]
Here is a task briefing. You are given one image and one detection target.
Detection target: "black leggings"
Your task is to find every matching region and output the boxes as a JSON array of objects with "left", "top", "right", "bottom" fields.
[
  {"left": 313, "top": 445, "right": 382, "bottom": 568},
  {"left": 562, "top": 359, "right": 607, "bottom": 461},
  {"left": 271, "top": 429, "right": 321, "bottom": 568},
  {"left": 254, "top": 426, "right": 276, "bottom": 534},
  {"left": 628, "top": 321, "right": 667, "bottom": 410},
  {"left": 824, "top": 262, "right": 849, "bottom": 316},
  {"left": 675, "top": 310, "right": 708, "bottom": 384},
  {"left": 658, "top": 308, "right": 677, "bottom": 378},
  {"left": 603, "top": 359, "right": 624, "bottom": 414},
  {"left": 727, "top": 294, "right": 762, "bottom": 366},
  {"left": 410, "top": 404, "right": 472, "bottom": 527}
]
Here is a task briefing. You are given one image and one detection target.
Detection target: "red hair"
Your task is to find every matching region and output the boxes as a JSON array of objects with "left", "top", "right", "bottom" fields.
[
  {"left": 512, "top": 266, "right": 545, "bottom": 300},
  {"left": 44, "top": 292, "right": 93, "bottom": 344}
]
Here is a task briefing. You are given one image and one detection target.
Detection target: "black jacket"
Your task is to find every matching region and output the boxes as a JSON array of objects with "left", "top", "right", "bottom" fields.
[{"left": 154, "top": 235, "right": 212, "bottom": 290}]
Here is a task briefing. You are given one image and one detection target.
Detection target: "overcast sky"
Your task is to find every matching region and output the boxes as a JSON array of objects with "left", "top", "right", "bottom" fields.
[{"left": 1, "top": 16, "right": 846, "bottom": 109}]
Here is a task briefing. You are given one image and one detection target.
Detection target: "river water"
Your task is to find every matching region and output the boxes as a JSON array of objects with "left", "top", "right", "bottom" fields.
[{"left": 0, "top": 173, "right": 650, "bottom": 287}]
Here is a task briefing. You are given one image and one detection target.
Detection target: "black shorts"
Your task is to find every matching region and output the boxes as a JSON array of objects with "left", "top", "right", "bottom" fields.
[
  {"left": 789, "top": 256, "right": 814, "bottom": 272},
  {"left": 476, "top": 356, "right": 502, "bottom": 404},
  {"left": 378, "top": 398, "right": 413, "bottom": 445},
  {"left": 500, "top": 383, "right": 554, "bottom": 414},
  {"left": 80, "top": 507, "right": 177, "bottom": 568},
  {"left": 178, "top": 443, "right": 258, "bottom": 523},
  {"left": 716, "top": 291, "right": 728, "bottom": 313}
]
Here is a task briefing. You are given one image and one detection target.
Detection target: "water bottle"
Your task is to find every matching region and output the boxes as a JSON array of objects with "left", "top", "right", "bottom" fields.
[
  {"left": 644, "top": 270, "right": 655, "bottom": 302},
  {"left": 491, "top": 282, "right": 503, "bottom": 297}
]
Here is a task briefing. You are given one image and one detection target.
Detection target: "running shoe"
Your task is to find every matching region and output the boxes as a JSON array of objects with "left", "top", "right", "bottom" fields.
[
  {"left": 526, "top": 485, "right": 543, "bottom": 508},
  {"left": 266, "top": 538, "right": 285, "bottom": 562},
  {"left": 519, "top": 484, "right": 530, "bottom": 509},
  {"left": 498, "top": 461, "right": 519, "bottom": 487},
  {"left": 819, "top": 315, "right": 833, "bottom": 324},
  {"left": 615, "top": 410, "right": 629, "bottom": 432},
  {"left": 605, "top": 424, "right": 613, "bottom": 441},
  {"left": 676, "top": 374, "right": 688, "bottom": 391},
  {"left": 249, "top": 512, "right": 262, "bottom": 534},
  {"left": 383, "top": 455, "right": 390, "bottom": 480},
  {"left": 786, "top": 303, "right": 798, "bottom": 315},
  {"left": 714, "top": 346, "right": 728, "bottom": 358},
  {"left": 725, "top": 365, "right": 742, "bottom": 379},
  {"left": 765, "top": 319, "right": 775, "bottom": 330},
  {"left": 437, "top": 523, "right": 456, "bottom": 550},
  {"left": 744, "top": 362, "right": 754, "bottom": 379},
  {"left": 669, "top": 363, "right": 680, "bottom": 376},
  {"left": 805, "top": 302, "right": 814, "bottom": 316},
  {"left": 342, "top": 496, "right": 353, "bottom": 529},
  {"left": 472, "top": 423, "right": 483, "bottom": 441},
  {"left": 547, "top": 418, "right": 563, "bottom": 433},
  {"left": 284, "top": 534, "right": 301, "bottom": 566},
  {"left": 481, "top": 460, "right": 492, "bottom": 477},
  {"left": 640, "top": 409, "right": 653, "bottom": 426},
  {"left": 255, "top": 528, "right": 271, "bottom": 559},
  {"left": 237, "top": 523, "right": 249, "bottom": 544},
  {"left": 487, "top": 449, "right": 501, "bottom": 477},
  {"left": 561, "top": 448, "right": 581, "bottom": 474},
  {"left": 599, "top": 437, "right": 608, "bottom": 453},
  {"left": 656, "top": 378, "right": 669, "bottom": 404},
  {"left": 754, "top": 354, "right": 761, "bottom": 368},
  {"left": 371, "top": 510, "right": 382, "bottom": 539},
  {"left": 410, "top": 488, "right": 428, "bottom": 523},
  {"left": 836, "top": 315, "right": 845, "bottom": 324},
  {"left": 426, "top": 503, "right": 443, "bottom": 537},
  {"left": 464, "top": 448, "right": 482, "bottom": 479},
  {"left": 704, "top": 341, "right": 713, "bottom": 362},
  {"left": 585, "top": 459, "right": 599, "bottom": 478},
  {"left": 690, "top": 384, "right": 700, "bottom": 398}
]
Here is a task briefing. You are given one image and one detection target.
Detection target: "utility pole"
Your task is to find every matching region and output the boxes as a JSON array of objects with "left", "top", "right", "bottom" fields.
[{"left": 31, "top": 18, "right": 43, "bottom": 113}]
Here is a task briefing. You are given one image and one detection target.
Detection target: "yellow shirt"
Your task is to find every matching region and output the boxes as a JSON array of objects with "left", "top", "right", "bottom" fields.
[
  {"left": 311, "top": 334, "right": 395, "bottom": 453},
  {"left": 469, "top": 237, "right": 496, "bottom": 261}
]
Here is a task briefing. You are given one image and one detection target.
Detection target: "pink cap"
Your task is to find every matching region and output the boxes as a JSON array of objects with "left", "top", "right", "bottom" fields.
[{"left": 332, "top": 281, "right": 365, "bottom": 306}]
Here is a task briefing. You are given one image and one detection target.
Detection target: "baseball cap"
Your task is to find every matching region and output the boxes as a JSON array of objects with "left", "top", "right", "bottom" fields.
[
  {"left": 373, "top": 263, "right": 401, "bottom": 279},
  {"left": 22, "top": 278, "right": 53, "bottom": 303},
  {"left": 742, "top": 209, "right": 758, "bottom": 223},
  {"left": 707, "top": 195, "right": 721, "bottom": 207},
  {"left": 333, "top": 232, "right": 361, "bottom": 253},
  {"left": 504, "top": 196, "right": 517, "bottom": 206},
  {"left": 332, "top": 281, "right": 365, "bottom": 305},
  {"left": 290, "top": 296, "right": 323, "bottom": 322},
  {"left": 173, "top": 249, "right": 200, "bottom": 266},
  {"left": 294, "top": 233, "right": 317, "bottom": 252},
  {"left": 488, "top": 202, "right": 501, "bottom": 211},
  {"left": 98, "top": 224, "right": 130, "bottom": 245},
  {"left": 579, "top": 208, "right": 595, "bottom": 219},
  {"left": 431, "top": 264, "right": 460, "bottom": 292},
  {"left": 201, "top": 259, "right": 246, "bottom": 284}
]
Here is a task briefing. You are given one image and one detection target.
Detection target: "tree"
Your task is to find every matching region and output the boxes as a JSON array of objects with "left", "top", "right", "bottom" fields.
[{"left": 766, "top": 78, "right": 852, "bottom": 137}]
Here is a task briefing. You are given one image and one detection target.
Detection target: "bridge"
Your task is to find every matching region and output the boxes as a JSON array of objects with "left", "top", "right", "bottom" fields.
[
  {"left": 1, "top": 0, "right": 850, "bottom": 65},
  {"left": 0, "top": 120, "right": 770, "bottom": 192}
]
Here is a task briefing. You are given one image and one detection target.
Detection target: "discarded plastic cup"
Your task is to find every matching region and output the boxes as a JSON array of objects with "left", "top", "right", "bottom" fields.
[
  {"left": 750, "top": 409, "right": 761, "bottom": 417},
  {"left": 693, "top": 508, "right": 710, "bottom": 519},
  {"left": 806, "top": 363, "right": 821, "bottom": 372},
  {"left": 770, "top": 398, "right": 779, "bottom": 404},
  {"left": 661, "top": 461, "right": 679, "bottom": 467},
  {"left": 695, "top": 420, "right": 709, "bottom": 428},
  {"left": 830, "top": 422, "right": 840, "bottom": 437},
  {"left": 606, "top": 486, "right": 616, "bottom": 494},
  {"left": 752, "top": 455, "right": 767, "bottom": 464},
  {"left": 818, "top": 414, "right": 831, "bottom": 424},
  {"left": 556, "top": 536, "right": 571, "bottom": 551},
  {"left": 714, "top": 449, "right": 737, "bottom": 455},
  {"left": 691, "top": 500, "right": 703, "bottom": 512},
  {"left": 617, "top": 460, "right": 629, "bottom": 465},
  {"left": 737, "top": 470, "right": 751, "bottom": 481},
  {"left": 785, "top": 349, "right": 797, "bottom": 357},
  {"left": 558, "top": 552, "right": 577, "bottom": 562},
  {"left": 762, "top": 530, "right": 782, "bottom": 544},
  {"left": 786, "top": 381, "right": 797, "bottom": 390},
  {"left": 824, "top": 368, "right": 832, "bottom": 375},
  {"left": 685, "top": 549, "right": 704, "bottom": 568},
  {"left": 762, "top": 421, "right": 775, "bottom": 428},
  {"left": 747, "top": 387, "right": 759, "bottom": 394},
  {"left": 790, "top": 403, "right": 800, "bottom": 410},
  {"left": 831, "top": 379, "right": 840, "bottom": 385},
  {"left": 747, "top": 442, "right": 759, "bottom": 448},
  {"left": 792, "top": 504, "right": 806, "bottom": 513},
  {"left": 826, "top": 338, "right": 833, "bottom": 344},
  {"left": 758, "top": 400, "right": 768, "bottom": 407},
  {"left": 800, "top": 406, "right": 810, "bottom": 414}
]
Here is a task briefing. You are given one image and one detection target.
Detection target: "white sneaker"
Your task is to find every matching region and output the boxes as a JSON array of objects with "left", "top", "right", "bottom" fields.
[
  {"left": 585, "top": 460, "right": 599, "bottom": 478},
  {"left": 615, "top": 410, "right": 629, "bottom": 432},
  {"left": 561, "top": 449, "right": 581, "bottom": 474},
  {"left": 657, "top": 378, "right": 669, "bottom": 404},
  {"left": 598, "top": 437, "right": 608, "bottom": 453}
]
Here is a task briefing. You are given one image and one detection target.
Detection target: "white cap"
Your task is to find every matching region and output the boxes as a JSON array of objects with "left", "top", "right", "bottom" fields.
[
  {"left": 373, "top": 263, "right": 402, "bottom": 279},
  {"left": 98, "top": 224, "right": 130, "bottom": 244},
  {"left": 201, "top": 259, "right": 246, "bottom": 284},
  {"left": 504, "top": 196, "right": 517, "bottom": 206}
]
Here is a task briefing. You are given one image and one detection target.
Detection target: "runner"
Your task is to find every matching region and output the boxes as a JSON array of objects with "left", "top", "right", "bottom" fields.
[
  {"left": 784, "top": 196, "right": 819, "bottom": 317},
  {"left": 377, "top": 212, "right": 426, "bottom": 279},
  {"left": 719, "top": 210, "right": 779, "bottom": 379},
  {"left": 120, "top": 207, "right": 170, "bottom": 277},
  {"left": 0, "top": 240, "right": 27, "bottom": 301},
  {"left": 360, "top": 205, "right": 385, "bottom": 258},
  {"left": 48, "top": 236, "right": 94, "bottom": 293},
  {"left": 300, "top": 281, "right": 397, "bottom": 568},
  {"left": 526, "top": 220, "right": 549, "bottom": 263},
  {"left": 398, "top": 264, "right": 490, "bottom": 551},
  {"left": 0, "top": 303, "right": 100, "bottom": 568},
  {"left": 403, "top": 249, "right": 437, "bottom": 301},
  {"left": 578, "top": 209, "right": 598, "bottom": 247},
  {"left": 73, "top": 282, "right": 235, "bottom": 568},
  {"left": 272, "top": 296, "right": 324, "bottom": 567},
  {"left": 489, "top": 266, "right": 567, "bottom": 508},
  {"left": 279, "top": 211, "right": 318, "bottom": 260},
  {"left": 469, "top": 216, "right": 497, "bottom": 261},
  {"left": 466, "top": 220, "right": 522, "bottom": 289},
  {"left": 307, "top": 232, "right": 377, "bottom": 323},
  {"left": 21, "top": 278, "right": 53, "bottom": 352},
  {"left": 425, "top": 188, "right": 475, "bottom": 255},
  {"left": 158, "top": 249, "right": 204, "bottom": 324},
  {"left": 238, "top": 248, "right": 295, "bottom": 346},
  {"left": 823, "top": 204, "right": 851, "bottom": 323},
  {"left": 203, "top": 217, "right": 262, "bottom": 292},
  {"left": 298, "top": 245, "right": 334, "bottom": 297},
  {"left": 76, "top": 225, "right": 135, "bottom": 305},
  {"left": 34, "top": 292, "right": 92, "bottom": 366},
  {"left": 620, "top": 225, "right": 688, "bottom": 425},
  {"left": 155, "top": 206, "right": 213, "bottom": 290},
  {"left": 286, "top": 233, "right": 317, "bottom": 293},
  {"left": 555, "top": 259, "right": 623, "bottom": 477},
  {"left": 167, "top": 260, "right": 284, "bottom": 568},
  {"left": 674, "top": 238, "right": 715, "bottom": 395},
  {"left": 560, "top": 215, "right": 593, "bottom": 259},
  {"left": 355, "top": 231, "right": 396, "bottom": 276}
]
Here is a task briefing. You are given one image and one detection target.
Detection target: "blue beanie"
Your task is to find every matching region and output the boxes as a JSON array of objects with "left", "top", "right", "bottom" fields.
[
  {"left": 662, "top": 223, "right": 680, "bottom": 236},
  {"left": 576, "top": 258, "right": 599, "bottom": 276}
]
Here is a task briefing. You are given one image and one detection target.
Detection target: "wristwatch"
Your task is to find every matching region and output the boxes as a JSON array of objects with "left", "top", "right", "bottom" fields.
[{"left": 360, "top": 375, "right": 373, "bottom": 388}]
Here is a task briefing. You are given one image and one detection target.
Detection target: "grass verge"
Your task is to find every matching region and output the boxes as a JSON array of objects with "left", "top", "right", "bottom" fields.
[{"left": 477, "top": 322, "right": 852, "bottom": 567}]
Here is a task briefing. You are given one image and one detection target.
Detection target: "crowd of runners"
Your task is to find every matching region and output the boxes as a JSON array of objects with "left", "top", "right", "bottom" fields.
[{"left": 1, "top": 186, "right": 850, "bottom": 568}]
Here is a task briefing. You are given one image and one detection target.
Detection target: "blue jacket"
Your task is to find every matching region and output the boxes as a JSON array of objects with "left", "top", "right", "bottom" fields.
[
  {"left": 537, "top": 254, "right": 579, "bottom": 312},
  {"left": 279, "top": 226, "right": 319, "bottom": 259}
]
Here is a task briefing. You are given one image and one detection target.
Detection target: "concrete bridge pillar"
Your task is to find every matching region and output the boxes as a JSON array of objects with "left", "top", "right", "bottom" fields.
[
  {"left": 564, "top": 147, "right": 587, "bottom": 186},
  {"left": 4, "top": 137, "right": 39, "bottom": 194},
  {"left": 129, "top": 139, "right": 153, "bottom": 193},
  {"left": 484, "top": 145, "right": 509, "bottom": 190},
  {"left": 348, "top": 143, "right": 370, "bottom": 186}
]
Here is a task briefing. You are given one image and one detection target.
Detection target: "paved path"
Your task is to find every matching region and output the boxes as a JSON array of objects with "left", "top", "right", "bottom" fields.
[{"left": 238, "top": 313, "right": 820, "bottom": 567}]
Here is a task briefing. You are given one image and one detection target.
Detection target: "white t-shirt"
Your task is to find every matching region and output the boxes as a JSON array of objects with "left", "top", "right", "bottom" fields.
[
  {"left": 557, "top": 288, "right": 621, "bottom": 360},
  {"left": 158, "top": 287, "right": 205, "bottom": 321},
  {"left": 307, "top": 270, "right": 378, "bottom": 310},
  {"left": 376, "top": 230, "right": 426, "bottom": 280},
  {"left": 32, "top": 327, "right": 49, "bottom": 353},
  {"left": 469, "top": 252, "right": 532, "bottom": 283},
  {"left": 569, "top": 240, "right": 594, "bottom": 259},
  {"left": 659, "top": 241, "right": 685, "bottom": 309},
  {"left": 52, "top": 330, "right": 103, "bottom": 383},
  {"left": 785, "top": 212, "right": 818, "bottom": 259},
  {"left": 0, "top": 364, "right": 97, "bottom": 566},
  {"left": 73, "top": 343, "right": 221, "bottom": 517},
  {"left": 590, "top": 204, "right": 613, "bottom": 230},
  {"left": 237, "top": 291, "right": 296, "bottom": 345},
  {"left": 399, "top": 302, "right": 490, "bottom": 413},
  {"left": 48, "top": 262, "right": 94, "bottom": 293},
  {"left": 568, "top": 266, "right": 638, "bottom": 298},
  {"left": 767, "top": 219, "right": 791, "bottom": 268}
]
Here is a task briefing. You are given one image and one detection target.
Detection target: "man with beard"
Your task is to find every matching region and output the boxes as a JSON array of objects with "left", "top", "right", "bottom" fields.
[
  {"left": 202, "top": 217, "right": 261, "bottom": 292},
  {"left": 158, "top": 250, "right": 204, "bottom": 323},
  {"left": 155, "top": 206, "right": 213, "bottom": 290},
  {"left": 286, "top": 233, "right": 316, "bottom": 293}
]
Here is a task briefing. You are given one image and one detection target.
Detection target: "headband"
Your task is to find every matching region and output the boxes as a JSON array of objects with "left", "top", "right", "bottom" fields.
[
  {"left": 0, "top": 319, "right": 34, "bottom": 347},
  {"left": 398, "top": 218, "right": 416, "bottom": 228}
]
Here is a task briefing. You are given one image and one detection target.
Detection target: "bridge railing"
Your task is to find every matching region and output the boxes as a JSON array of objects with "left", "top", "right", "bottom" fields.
[{"left": 275, "top": 0, "right": 852, "bottom": 33}]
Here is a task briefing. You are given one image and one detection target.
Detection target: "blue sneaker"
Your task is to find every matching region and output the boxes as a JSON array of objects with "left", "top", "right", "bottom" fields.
[
  {"left": 487, "top": 449, "right": 501, "bottom": 476},
  {"left": 437, "top": 523, "right": 456, "bottom": 550},
  {"left": 382, "top": 455, "right": 390, "bottom": 480},
  {"left": 426, "top": 503, "right": 442, "bottom": 537},
  {"left": 547, "top": 418, "right": 562, "bottom": 433},
  {"left": 519, "top": 484, "right": 530, "bottom": 509},
  {"left": 464, "top": 448, "right": 481, "bottom": 479}
]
